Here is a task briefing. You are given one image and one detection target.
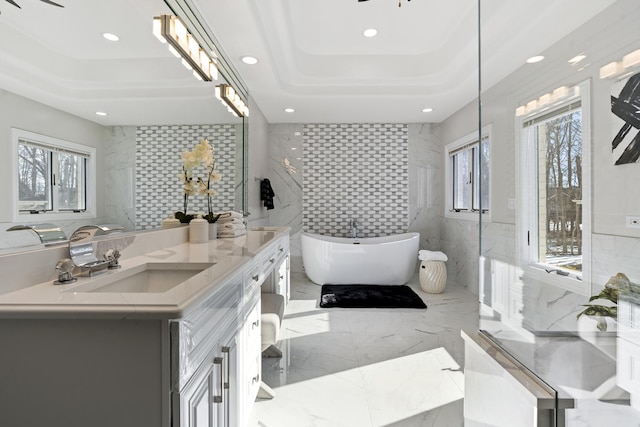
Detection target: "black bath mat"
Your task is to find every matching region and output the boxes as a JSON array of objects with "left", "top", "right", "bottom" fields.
[{"left": 320, "top": 284, "right": 427, "bottom": 309}]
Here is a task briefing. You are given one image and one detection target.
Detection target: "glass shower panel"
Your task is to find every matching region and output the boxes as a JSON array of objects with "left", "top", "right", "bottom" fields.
[{"left": 478, "top": 0, "right": 640, "bottom": 424}]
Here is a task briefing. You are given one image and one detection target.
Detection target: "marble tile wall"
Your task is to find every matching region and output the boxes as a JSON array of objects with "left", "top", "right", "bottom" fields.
[
  {"left": 135, "top": 124, "right": 237, "bottom": 230},
  {"left": 303, "top": 123, "right": 408, "bottom": 237},
  {"left": 441, "top": 218, "right": 480, "bottom": 290},
  {"left": 408, "top": 123, "right": 442, "bottom": 251},
  {"left": 267, "top": 123, "right": 441, "bottom": 274},
  {"left": 104, "top": 126, "right": 136, "bottom": 231},
  {"left": 266, "top": 124, "right": 304, "bottom": 271}
]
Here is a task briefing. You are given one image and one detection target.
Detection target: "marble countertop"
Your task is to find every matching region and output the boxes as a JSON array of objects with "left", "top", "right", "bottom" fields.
[{"left": 0, "top": 228, "right": 288, "bottom": 320}]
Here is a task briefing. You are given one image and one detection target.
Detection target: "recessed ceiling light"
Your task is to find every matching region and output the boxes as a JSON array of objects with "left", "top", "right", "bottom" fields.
[
  {"left": 422, "top": 108, "right": 433, "bottom": 113},
  {"left": 363, "top": 28, "right": 378, "bottom": 38},
  {"left": 568, "top": 54, "right": 586, "bottom": 65},
  {"left": 95, "top": 111, "right": 108, "bottom": 116},
  {"left": 102, "top": 33, "right": 119, "bottom": 42},
  {"left": 526, "top": 55, "right": 545, "bottom": 64},
  {"left": 241, "top": 56, "right": 258, "bottom": 65},
  {"left": 284, "top": 108, "right": 295, "bottom": 113}
]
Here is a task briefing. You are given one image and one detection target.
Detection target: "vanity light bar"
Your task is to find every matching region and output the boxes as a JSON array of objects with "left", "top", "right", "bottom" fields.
[
  {"left": 215, "top": 84, "right": 249, "bottom": 117},
  {"left": 153, "top": 15, "right": 219, "bottom": 82},
  {"left": 599, "top": 48, "right": 640, "bottom": 80},
  {"left": 515, "top": 85, "right": 578, "bottom": 117}
]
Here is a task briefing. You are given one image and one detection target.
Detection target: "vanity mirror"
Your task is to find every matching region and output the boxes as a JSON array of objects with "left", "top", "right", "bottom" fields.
[{"left": 0, "top": 0, "right": 249, "bottom": 251}]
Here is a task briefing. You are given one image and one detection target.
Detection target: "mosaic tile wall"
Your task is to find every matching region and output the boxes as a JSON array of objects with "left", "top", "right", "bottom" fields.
[
  {"left": 136, "top": 124, "right": 236, "bottom": 230},
  {"left": 303, "top": 123, "right": 408, "bottom": 237}
]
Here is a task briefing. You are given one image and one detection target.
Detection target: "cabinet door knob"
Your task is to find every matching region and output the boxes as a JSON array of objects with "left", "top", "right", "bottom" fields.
[
  {"left": 269, "top": 258, "right": 275, "bottom": 264},
  {"left": 252, "top": 274, "right": 259, "bottom": 282},
  {"left": 252, "top": 320, "right": 260, "bottom": 328}
]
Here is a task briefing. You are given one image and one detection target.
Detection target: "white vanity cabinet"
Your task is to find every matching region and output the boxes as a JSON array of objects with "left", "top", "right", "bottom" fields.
[
  {"left": 173, "top": 233, "right": 290, "bottom": 427},
  {"left": 171, "top": 271, "right": 242, "bottom": 427},
  {"left": 176, "top": 351, "right": 222, "bottom": 426},
  {"left": 0, "top": 229, "right": 291, "bottom": 427}
]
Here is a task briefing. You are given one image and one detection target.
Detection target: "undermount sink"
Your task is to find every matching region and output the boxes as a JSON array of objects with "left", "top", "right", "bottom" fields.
[{"left": 65, "top": 262, "right": 215, "bottom": 293}]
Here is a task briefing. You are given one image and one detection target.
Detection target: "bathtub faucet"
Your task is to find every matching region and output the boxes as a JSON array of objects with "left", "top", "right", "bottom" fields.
[{"left": 348, "top": 219, "right": 359, "bottom": 238}]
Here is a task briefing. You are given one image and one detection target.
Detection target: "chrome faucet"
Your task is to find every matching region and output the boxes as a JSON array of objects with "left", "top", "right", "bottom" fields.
[
  {"left": 54, "top": 258, "right": 77, "bottom": 285},
  {"left": 54, "top": 224, "right": 124, "bottom": 282},
  {"left": 348, "top": 219, "right": 359, "bottom": 238},
  {"left": 103, "top": 248, "right": 122, "bottom": 270}
]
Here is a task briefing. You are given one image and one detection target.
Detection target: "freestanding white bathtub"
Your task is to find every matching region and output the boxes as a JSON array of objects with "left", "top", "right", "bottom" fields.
[{"left": 301, "top": 232, "right": 420, "bottom": 285}]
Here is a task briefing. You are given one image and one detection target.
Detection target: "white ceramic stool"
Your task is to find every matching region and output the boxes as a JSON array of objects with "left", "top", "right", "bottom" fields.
[{"left": 419, "top": 260, "right": 447, "bottom": 293}]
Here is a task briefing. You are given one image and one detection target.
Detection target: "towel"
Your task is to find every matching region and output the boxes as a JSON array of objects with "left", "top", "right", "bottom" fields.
[
  {"left": 260, "top": 178, "right": 275, "bottom": 210},
  {"left": 418, "top": 250, "right": 448, "bottom": 262},
  {"left": 217, "top": 217, "right": 244, "bottom": 226},
  {"left": 217, "top": 211, "right": 243, "bottom": 220},
  {"left": 218, "top": 229, "right": 247, "bottom": 238},
  {"left": 220, "top": 222, "right": 245, "bottom": 231}
]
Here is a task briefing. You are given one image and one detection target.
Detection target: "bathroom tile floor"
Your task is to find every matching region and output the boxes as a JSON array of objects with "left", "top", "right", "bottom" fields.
[{"left": 249, "top": 272, "right": 479, "bottom": 427}]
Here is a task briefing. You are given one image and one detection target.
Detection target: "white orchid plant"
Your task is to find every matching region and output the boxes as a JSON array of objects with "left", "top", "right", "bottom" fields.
[{"left": 176, "top": 138, "right": 222, "bottom": 223}]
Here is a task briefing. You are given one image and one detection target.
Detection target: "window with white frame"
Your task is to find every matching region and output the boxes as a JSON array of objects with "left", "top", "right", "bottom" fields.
[
  {"left": 12, "top": 128, "right": 96, "bottom": 222},
  {"left": 518, "top": 81, "right": 590, "bottom": 294},
  {"left": 445, "top": 125, "right": 491, "bottom": 220}
]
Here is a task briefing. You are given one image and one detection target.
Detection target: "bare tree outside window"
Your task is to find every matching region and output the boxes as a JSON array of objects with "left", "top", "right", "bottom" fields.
[
  {"left": 17, "top": 142, "right": 87, "bottom": 213},
  {"left": 17, "top": 144, "right": 51, "bottom": 211},
  {"left": 537, "top": 110, "right": 583, "bottom": 272},
  {"left": 58, "top": 152, "right": 86, "bottom": 211},
  {"left": 453, "top": 149, "right": 471, "bottom": 210}
]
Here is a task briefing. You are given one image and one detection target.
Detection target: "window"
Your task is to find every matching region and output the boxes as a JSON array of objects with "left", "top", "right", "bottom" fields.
[
  {"left": 12, "top": 128, "right": 96, "bottom": 222},
  {"left": 445, "top": 125, "right": 491, "bottom": 220},
  {"left": 518, "top": 81, "right": 590, "bottom": 294}
]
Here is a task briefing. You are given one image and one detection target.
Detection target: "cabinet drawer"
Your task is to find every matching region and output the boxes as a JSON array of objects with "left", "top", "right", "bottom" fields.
[
  {"left": 244, "top": 258, "right": 266, "bottom": 290},
  {"left": 275, "top": 237, "right": 289, "bottom": 258},
  {"left": 260, "top": 247, "right": 278, "bottom": 274}
]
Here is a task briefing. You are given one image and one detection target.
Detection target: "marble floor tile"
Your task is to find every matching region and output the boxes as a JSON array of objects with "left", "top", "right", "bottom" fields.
[{"left": 249, "top": 272, "right": 479, "bottom": 427}]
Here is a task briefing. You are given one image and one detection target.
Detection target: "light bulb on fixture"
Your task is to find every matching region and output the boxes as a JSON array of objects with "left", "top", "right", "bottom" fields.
[
  {"left": 216, "top": 84, "right": 249, "bottom": 117},
  {"left": 152, "top": 15, "right": 219, "bottom": 82}
]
